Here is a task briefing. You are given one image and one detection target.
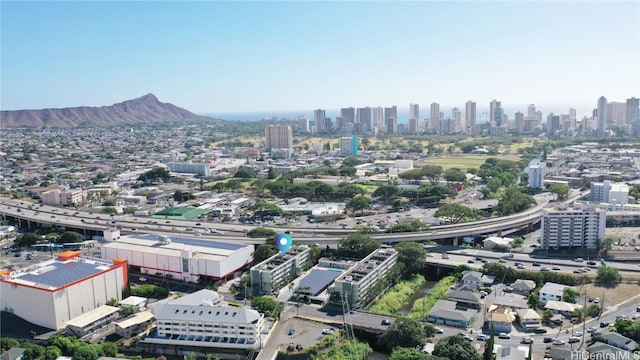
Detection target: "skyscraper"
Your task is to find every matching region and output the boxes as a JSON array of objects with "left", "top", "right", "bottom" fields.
[
  {"left": 627, "top": 97, "right": 640, "bottom": 136},
  {"left": 596, "top": 96, "right": 607, "bottom": 136},
  {"left": 490, "top": 100, "right": 502, "bottom": 127},
  {"left": 452, "top": 107, "right": 461, "bottom": 133},
  {"left": 340, "top": 107, "right": 355, "bottom": 124},
  {"left": 357, "top": 107, "right": 373, "bottom": 133},
  {"left": 409, "top": 103, "right": 420, "bottom": 120},
  {"left": 430, "top": 102, "right": 440, "bottom": 133},
  {"left": 626, "top": 97, "right": 639, "bottom": 135},
  {"left": 314, "top": 109, "right": 327, "bottom": 132},
  {"left": 384, "top": 106, "right": 398, "bottom": 134},
  {"left": 265, "top": 124, "right": 293, "bottom": 151},
  {"left": 514, "top": 112, "right": 524, "bottom": 134},
  {"left": 465, "top": 101, "right": 476, "bottom": 134},
  {"left": 298, "top": 115, "right": 309, "bottom": 133}
]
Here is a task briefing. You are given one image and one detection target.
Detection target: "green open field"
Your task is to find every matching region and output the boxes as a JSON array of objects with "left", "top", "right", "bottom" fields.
[{"left": 419, "top": 154, "right": 521, "bottom": 171}]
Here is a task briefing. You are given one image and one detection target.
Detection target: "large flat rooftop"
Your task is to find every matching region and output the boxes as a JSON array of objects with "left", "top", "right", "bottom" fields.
[{"left": 1, "top": 256, "right": 116, "bottom": 291}]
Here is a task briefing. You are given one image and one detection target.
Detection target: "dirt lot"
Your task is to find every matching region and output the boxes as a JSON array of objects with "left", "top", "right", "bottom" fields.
[{"left": 577, "top": 282, "right": 640, "bottom": 308}]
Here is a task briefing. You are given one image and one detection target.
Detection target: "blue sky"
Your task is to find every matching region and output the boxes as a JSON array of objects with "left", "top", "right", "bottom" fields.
[{"left": 1, "top": 1, "right": 639, "bottom": 117}]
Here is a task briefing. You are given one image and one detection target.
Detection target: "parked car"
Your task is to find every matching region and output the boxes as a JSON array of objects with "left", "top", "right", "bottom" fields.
[
  {"left": 520, "top": 337, "right": 533, "bottom": 344},
  {"left": 587, "top": 327, "right": 597, "bottom": 333},
  {"left": 534, "top": 328, "right": 548, "bottom": 334},
  {"left": 600, "top": 321, "right": 610, "bottom": 328},
  {"left": 322, "top": 328, "right": 335, "bottom": 335},
  {"left": 543, "top": 337, "right": 553, "bottom": 343},
  {"left": 288, "top": 328, "right": 296, "bottom": 336},
  {"left": 476, "top": 334, "right": 488, "bottom": 341},
  {"left": 573, "top": 331, "right": 583, "bottom": 337},
  {"left": 435, "top": 327, "right": 444, "bottom": 334}
]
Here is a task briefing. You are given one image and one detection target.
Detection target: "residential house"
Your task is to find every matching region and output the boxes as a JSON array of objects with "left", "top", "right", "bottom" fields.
[
  {"left": 485, "top": 309, "right": 514, "bottom": 334},
  {"left": 445, "top": 288, "right": 483, "bottom": 308},
  {"left": 601, "top": 332, "right": 639, "bottom": 352},
  {"left": 539, "top": 282, "right": 568, "bottom": 305},
  {"left": 460, "top": 270, "right": 494, "bottom": 289},
  {"left": 511, "top": 279, "right": 536, "bottom": 295},
  {"left": 427, "top": 300, "right": 476, "bottom": 328},
  {"left": 587, "top": 342, "right": 634, "bottom": 358},
  {"left": 546, "top": 347, "right": 573, "bottom": 360},
  {"left": 515, "top": 308, "right": 542, "bottom": 331},
  {"left": 544, "top": 300, "right": 582, "bottom": 317}
]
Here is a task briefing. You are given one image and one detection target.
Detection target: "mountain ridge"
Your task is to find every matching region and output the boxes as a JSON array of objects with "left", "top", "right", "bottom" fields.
[{"left": 0, "top": 94, "right": 212, "bottom": 128}]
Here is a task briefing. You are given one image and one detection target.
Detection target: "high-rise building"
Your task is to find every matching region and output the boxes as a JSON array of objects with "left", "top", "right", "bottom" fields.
[
  {"left": 265, "top": 124, "right": 293, "bottom": 152},
  {"left": 528, "top": 162, "right": 546, "bottom": 189},
  {"left": 408, "top": 117, "right": 419, "bottom": 135},
  {"left": 626, "top": 97, "right": 640, "bottom": 135},
  {"left": 384, "top": 106, "right": 397, "bottom": 134},
  {"left": 452, "top": 108, "right": 461, "bottom": 133},
  {"left": 541, "top": 205, "right": 606, "bottom": 250},
  {"left": 430, "top": 103, "right": 440, "bottom": 133},
  {"left": 490, "top": 100, "right": 502, "bottom": 127},
  {"left": 607, "top": 102, "right": 627, "bottom": 126},
  {"left": 298, "top": 115, "right": 309, "bottom": 133},
  {"left": 314, "top": 109, "right": 327, "bottom": 132},
  {"left": 372, "top": 107, "right": 384, "bottom": 128},
  {"left": 590, "top": 180, "right": 629, "bottom": 205},
  {"left": 465, "top": 101, "right": 476, "bottom": 134},
  {"left": 341, "top": 107, "right": 355, "bottom": 124},
  {"left": 596, "top": 96, "right": 607, "bottom": 136},
  {"left": 514, "top": 112, "right": 524, "bottom": 134},
  {"left": 340, "top": 136, "right": 359, "bottom": 156},
  {"left": 409, "top": 103, "right": 420, "bottom": 120},
  {"left": 357, "top": 107, "right": 373, "bottom": 133}
]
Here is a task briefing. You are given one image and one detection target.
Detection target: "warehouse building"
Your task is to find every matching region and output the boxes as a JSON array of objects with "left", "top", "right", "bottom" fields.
[
  {"left": 98, "top": 231, "right": 253, "bottom": 283},
  {"left": 0, "top": 251, "right": 127, "bottom": 330}
]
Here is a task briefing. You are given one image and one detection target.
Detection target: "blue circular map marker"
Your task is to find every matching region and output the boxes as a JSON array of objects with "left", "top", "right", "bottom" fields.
[{"left": 275, "top": 233, "right": 293, "bottom": 254}]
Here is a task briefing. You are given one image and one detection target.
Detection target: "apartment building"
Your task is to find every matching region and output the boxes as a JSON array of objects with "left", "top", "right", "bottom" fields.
[
  {"left": 250, "top": 245, "right": 311, "bottom": 294},
  {"left": 539, "top": 282, "right": 568, "bottom": 305},
  {"left": 332, "top": 248, "right": 398, "bottom": 309},
  {"left": 590, "top": 180, "right": 629, "bottom": 205},
  {"left": 541, "top": 204, "right": 606, "bottom": 250},
  {"left": 148, "top": 289, "right": 266, "bottom": 349}
]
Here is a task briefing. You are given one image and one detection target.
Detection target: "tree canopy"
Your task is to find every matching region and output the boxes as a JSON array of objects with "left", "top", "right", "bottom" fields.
[
  {"left": 432, "top": 335, "right": 481, "bottom": 360},
  {"left": 595, "top": 265, "right": 621, "bottom": 283},
  {"left": 57, "top": 231, "right": 83, "bottom": 244},
  {"left": 337, "top": 233, "right": 380, "bottom": 259},
  {"left": 548, "top": 183, "right": 570, "bottom": 200},
  {"left": 380, "top": 317, "right": 426, "bottom": 351},
  {"left": 394, "top": 242, "right": 426, "bottom": 275},
  {"left": 493, "top": 186, "right": 535, "bottom": 216},
  {"left": 434, "top": 203, "right": 483, "bottom": 224},
  {"left": 345, "top": 196, "right": 372, "bottom": 214},
  {"left": 389, "top": 347, "right": 428, "bottom": 360}
]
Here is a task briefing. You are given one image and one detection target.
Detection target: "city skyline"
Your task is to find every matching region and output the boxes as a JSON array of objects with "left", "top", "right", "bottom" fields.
[{"left": 1, "top": 1, "right": 639, "bottom": 113}]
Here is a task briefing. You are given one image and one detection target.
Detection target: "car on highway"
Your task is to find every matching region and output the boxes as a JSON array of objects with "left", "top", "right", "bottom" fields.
[
  {"left": 288, "top": 328, "right": 295, "bottom": 336},
  {"left": 600, "top": 321, "right": 610, "bottom": 328},
  {"left": 381, "top": 319, "right": 392, "bottom": 325},
  {"left": 587, "top": 327, "right": 597, "bottom": 333},
  {"left": 553, "top": 339, "right": 565, "bottom": 345},
  {"left": 467, "top": 259, "right": 475, "bottom": 264},
  {"left": 322, "top": 328, "right": 335, "bottom": 335},
  {"left": 532, "top": 262, "right": 541, "bottom": 266},
  {"left": 573, "top": 331, "right": 583, "bottom": 337},
  {"left": 552, "top": 265, "right": 561, "bottom": 270},
  {"left": 520, "top": 337, "right": 533, "bottom": 344},
  {"left": 435, "top": 327, "right": 444, "bottom": 334},
  {"left": 543, "top": 337, "right": 553, "bottom": 343},
  {"left": 498, "top": 333, "right": 511, "bottom": 339},
  {"left": 540, "top": 267, "right": 550, "bottom": 272},
  {"left": 499, "top": 259, "right": 507, "bottom": 263},
  {"left": 587, "top": 260, "right": 597, "bottom": 265},
  {"left": 534, "top": 328, "right": 547, "bottom": 334}
]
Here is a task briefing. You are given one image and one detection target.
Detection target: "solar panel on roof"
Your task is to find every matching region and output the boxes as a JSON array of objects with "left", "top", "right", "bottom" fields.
[
  {"left": 132, "top": 234, "right": 244, "bottom": 250},
  {"left": 18, "top": 260, "right": 112, "bottom": 289},
  {"left": 297, "top": 269, "right": 342, "bottom": 296}
]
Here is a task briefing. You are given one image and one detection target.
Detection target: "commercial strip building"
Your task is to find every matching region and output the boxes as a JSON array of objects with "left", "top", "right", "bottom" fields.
[
  {"left": 145, "top": 289, "right": 268, "bottom": 349},
  {"left": 250, "top": 245, "right": 311, "bottom": 295},
  {"left": 332, "top": 248, "right": 398, "bottom": 309},
  {"left": 98, "top": 230, "right": 253, "bottom": 283},
  {"left": 541, "top": 204, "right": 606, "bottom": 250},
  {"left": 0, "top": 251, "right": 127, "bottom": 330}
]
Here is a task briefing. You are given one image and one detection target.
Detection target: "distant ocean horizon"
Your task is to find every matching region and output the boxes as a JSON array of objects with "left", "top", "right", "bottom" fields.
[{"left": 202, "top": 103, "right": 594, "bottom": 124}]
